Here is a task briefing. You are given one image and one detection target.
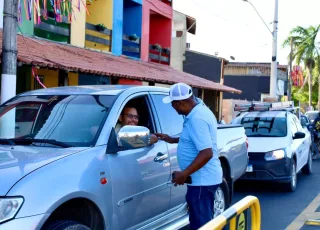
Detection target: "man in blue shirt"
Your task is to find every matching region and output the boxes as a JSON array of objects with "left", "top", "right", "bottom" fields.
[{"left": 156, "top": 83, "right": 222, "bottom": 230}]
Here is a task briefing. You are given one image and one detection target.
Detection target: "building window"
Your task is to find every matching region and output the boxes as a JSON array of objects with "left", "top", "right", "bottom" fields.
[{"left": 34, "top": 75, "right": 44, "bottom": 90}]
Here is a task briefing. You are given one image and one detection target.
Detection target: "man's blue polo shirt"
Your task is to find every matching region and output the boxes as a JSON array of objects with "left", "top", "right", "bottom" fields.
[{"left": 177, "top": 100, "right": 222, "bottom": 186}]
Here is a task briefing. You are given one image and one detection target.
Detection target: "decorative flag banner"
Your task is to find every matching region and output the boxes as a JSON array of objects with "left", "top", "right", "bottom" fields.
[
  {"left": 18, "top": 0, "right": 89, "bottom": 25},
  {"left": 291, "top": 65, "right": 304, "bottom": 87},
  {"left": 32, "top": 67, "right": 47, "bottom": 89}
]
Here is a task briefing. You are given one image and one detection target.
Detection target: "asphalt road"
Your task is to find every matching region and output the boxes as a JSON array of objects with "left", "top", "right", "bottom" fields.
[
  {"left": 181, "top": 159, "right": 320, "bottom": 230},
  {"left": 233, "top": 158, "right": 320, "bottom": 230}
]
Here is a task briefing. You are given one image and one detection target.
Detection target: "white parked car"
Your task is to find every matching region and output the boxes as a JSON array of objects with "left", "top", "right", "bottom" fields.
[{"left": 233, "top": 109, "right": 312, "bottom": 192}]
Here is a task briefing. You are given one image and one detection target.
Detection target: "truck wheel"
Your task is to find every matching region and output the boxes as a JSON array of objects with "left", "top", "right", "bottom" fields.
[
  {"left": 44, "top": 220, "right": 91, "bottom": 230},
  {"left": 302, "top": 149, "right": 312, "bottom": 175},
  {"left": 214, "top": 178, "right": 230, "bottom": 217},
  {"left": 284, "top": 160, "right": 297, "bottom": 192}
]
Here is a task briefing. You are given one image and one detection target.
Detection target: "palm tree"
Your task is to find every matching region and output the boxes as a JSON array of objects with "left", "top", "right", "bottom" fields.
[{"left": 283, "top": 25, "right": 320, "bottom": 108}]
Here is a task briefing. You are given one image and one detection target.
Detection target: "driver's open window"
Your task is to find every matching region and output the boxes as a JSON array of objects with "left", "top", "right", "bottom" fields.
[{"left": 115, "top": 95, "right": 155, "bottom": 134}]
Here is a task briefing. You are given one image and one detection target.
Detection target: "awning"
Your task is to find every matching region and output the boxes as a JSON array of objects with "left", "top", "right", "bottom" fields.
[
  {"left": 0, "top": 30, "right": 241, "bottom": 94},
  {"left": 186, "top": 15, "right": 196, "bottom": 35},
  {"left": 174, "top": 10, "right": 196, "bottom": 35}
]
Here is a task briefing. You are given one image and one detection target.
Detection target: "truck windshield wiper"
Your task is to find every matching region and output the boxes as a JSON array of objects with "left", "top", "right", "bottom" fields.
[{"left": 9, "top": 138, "right": 73, "bottom": 148}]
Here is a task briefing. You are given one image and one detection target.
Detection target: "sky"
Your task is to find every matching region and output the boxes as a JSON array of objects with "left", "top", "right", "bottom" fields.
[{"left": 173, "top": 0, "right": 320, "bottom": 65}]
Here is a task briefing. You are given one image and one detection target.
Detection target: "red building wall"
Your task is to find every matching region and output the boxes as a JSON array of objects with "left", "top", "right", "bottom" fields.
[
  {"left": 118, "top": 78, "right": 143, "bottom": 85},
  {"left": 149, "top": 15, "right": 171, "bottom": 49},
  {"left": 141, "top": 0, "right": 173, "bottom": 62}
]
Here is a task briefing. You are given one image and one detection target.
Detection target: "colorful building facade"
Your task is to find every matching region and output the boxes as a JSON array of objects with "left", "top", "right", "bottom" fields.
[{"left": 8, "top": 0, "right": 174, "bottom": 90}]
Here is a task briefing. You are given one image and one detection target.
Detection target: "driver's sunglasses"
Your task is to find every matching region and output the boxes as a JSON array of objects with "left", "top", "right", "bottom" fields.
[{"left": 123, "top": 113, "right": 140, "bottom": 120}]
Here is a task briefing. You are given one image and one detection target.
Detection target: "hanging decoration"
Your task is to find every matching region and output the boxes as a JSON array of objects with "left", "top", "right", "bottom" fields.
[
  {"left": 32, "top": 67, "right": 47, "bottom": 89},
  {"left": 291, "top": 65, "right": 304, "bottom": 87},
  {"left": 18, "top": 0, "right": 89, "bottom": 25}
]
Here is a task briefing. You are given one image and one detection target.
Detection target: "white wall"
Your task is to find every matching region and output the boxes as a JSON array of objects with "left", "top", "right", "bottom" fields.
[
  {"left": 171, "top": 11, "right": 187, "bottom": 71},
  {"left": 0, "top": 0, "right": 3, "bottom": 28}
]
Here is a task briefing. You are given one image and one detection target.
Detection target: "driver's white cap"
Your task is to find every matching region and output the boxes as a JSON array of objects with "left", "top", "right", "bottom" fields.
[{"left": 162, "top": 83, "right": 193, "bottom": 104}]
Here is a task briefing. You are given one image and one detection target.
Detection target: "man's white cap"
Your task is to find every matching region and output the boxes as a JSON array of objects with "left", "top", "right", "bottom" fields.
[{"left": 162, "top": 83, "right": 193, "bottom": 104}]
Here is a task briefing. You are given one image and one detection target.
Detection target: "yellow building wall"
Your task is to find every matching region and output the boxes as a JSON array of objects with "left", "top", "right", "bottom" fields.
[
  {"left": 70, "top": 0, "right": 86, "bottom": 47},
  {"left": 85, "top": 0, "right": 113, "bottom": 52},
  {"left": 30, "top": 69, "right": 59, "bottom": 90},
  {"left": 68, "top": 72, "right": 79, "bottom": 86}
]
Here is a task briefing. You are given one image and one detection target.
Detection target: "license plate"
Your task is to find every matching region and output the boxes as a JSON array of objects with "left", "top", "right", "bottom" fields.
[{"left": 246, "top": 165, "right": 253, "bottom": 172}]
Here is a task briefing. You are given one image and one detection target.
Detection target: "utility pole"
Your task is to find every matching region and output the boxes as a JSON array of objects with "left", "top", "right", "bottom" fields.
[
  {"left": 269, "top": 0, "right": 279, "bottom": 99},
  {"left": 1, "top": 0, "right": 18, "bottom": 104},
  {"left": 288, "top": 37, "right": 293, "bottom": 101},
  {"left": 1, "top": 0, "right": 18, "bottom": 138}
]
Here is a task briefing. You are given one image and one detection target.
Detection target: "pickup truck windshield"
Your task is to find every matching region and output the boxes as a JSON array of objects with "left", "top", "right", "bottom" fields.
[
  {"left": 0, "top": 95, "right": 116, "bottom": 147},
  {"left": 241, "top": 117, "right": 287, "bottom": 137}
]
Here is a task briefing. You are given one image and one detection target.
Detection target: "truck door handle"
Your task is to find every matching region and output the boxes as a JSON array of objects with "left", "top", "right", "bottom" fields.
[{"left": 154, "top": 153, "right": 168, "bottom": 162}]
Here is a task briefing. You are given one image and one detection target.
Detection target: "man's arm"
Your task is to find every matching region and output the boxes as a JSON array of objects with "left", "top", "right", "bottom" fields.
[
  {"left": 155, "top": 133, "right": 179, "bottom": 144},
  {"left": 183, "top": 148, "right": 213, "bottom": 176},
  {"left": 172, "top": 148, "right": 213, "bottom": 185}
]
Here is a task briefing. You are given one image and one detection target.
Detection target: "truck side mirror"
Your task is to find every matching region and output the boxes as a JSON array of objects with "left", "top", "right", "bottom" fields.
[{"left": 118, "top": 125, "right": 151, "bottom": 150}]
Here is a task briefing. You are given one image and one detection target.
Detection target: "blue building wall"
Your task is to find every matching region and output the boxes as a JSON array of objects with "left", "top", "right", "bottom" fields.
[
  {"left": 131, "top": 0, "right": 143, "bottom": 4},
  {"left": 123, "top": 1, "right": 142, "bottom": 58},
  {"left": 123, "top": 3, "right": 142, "bottom": 36},
  {"left": 112, "top": 0, "right": 124, "bottom": 56}
]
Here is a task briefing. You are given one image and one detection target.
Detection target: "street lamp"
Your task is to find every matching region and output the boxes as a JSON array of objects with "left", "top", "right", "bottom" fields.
[
  {"left": 242, "top": 0, "right": 273, "bottom": 35},
  {"left": 243, "top": 0, "right": 279, "bottom": 100}
]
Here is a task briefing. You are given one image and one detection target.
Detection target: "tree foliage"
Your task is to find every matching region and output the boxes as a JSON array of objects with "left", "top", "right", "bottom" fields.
[{"left": 283, "top": 25, "right": 320, "bottom": 107}]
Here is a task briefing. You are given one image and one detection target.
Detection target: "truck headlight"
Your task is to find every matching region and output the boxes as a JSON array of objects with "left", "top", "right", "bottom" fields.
[
  {"left": 0, "top": 197, "right": 24, "bottom": 223},
  {"left": 265, "top": 149, "right": 286, "bottom": 161}
]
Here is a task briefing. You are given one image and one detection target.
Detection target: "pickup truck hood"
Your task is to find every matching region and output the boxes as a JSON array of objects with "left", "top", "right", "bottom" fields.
[
  {"left": 248, "top": 137, "right": 287, "bottom": 153},
  {"left": 0, "top": 146, "right": 86, "bottom": 195}
]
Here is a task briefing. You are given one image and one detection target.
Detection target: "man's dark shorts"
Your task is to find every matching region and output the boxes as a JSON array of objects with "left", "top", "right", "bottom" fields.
[{"left": 186, "top": 184, "right": 220, "bottom": 230}]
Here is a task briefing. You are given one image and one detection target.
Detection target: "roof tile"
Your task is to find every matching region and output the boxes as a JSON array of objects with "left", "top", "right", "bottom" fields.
[{"left": 0, "top": 30, "right": 241, "bottom": 94}]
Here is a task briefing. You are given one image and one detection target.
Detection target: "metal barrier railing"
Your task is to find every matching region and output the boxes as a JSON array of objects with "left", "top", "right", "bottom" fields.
[{"left": 199, "top": 195, "right": 261, "bottom": 230}]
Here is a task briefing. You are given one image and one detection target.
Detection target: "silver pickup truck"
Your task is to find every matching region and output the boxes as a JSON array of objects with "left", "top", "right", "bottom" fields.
[{"left": 0, "top": 85, "right": 248, "bottom": 230}]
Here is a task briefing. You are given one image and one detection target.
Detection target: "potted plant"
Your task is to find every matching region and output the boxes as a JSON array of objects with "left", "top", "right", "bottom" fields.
[
  {"left": 162, "top": 47, "right": 170, "bottom": 54},
  {"left": 128, "top": 34, "right": 138, "bottom": 41},
  {"left": 96, "top": 23, "right": 106, "bottom": 32},
  {"left": 151, "top": 43, "right": 162, "bottom": 51}
]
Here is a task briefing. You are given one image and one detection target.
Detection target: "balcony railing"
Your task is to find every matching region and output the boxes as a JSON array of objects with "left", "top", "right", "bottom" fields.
[
  {"left": 122, "top": 34, "right": 141, "bottom": 56},
  {"left": 85, "top": 23, "right": 112, "bottom": 52},
  {"left": 149, "top": 45, "right": 170, "bottom": 64},
  {"left": 34, "top": 9, "right": 70, "bottom": 41}
]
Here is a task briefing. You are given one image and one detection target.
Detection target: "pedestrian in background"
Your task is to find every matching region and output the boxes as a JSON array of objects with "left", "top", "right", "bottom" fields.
[{"left": 156, "top": 83, "right": 222, "bottom": 230}]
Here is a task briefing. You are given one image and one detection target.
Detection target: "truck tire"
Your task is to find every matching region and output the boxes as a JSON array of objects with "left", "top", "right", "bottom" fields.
[
  {"left": 44, "top": 220, "right": 91, "bottom": 230},
  {"left": 284, "top": 160, "right": 297, "bottom": 192},
  {"left": 214, "top": 178, "right": 230, "bottom": 217},
  {"left": 302, "top": 149, "right": 312, "bottom": 175}
]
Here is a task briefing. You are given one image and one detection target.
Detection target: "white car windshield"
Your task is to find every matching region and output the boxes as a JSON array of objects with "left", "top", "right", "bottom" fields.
[
  {"left": 241, "top": 116, "right": 287, "bottom": 137},
  {"left": 0, "top": 95, "right": 116, "bottom": 147}
]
